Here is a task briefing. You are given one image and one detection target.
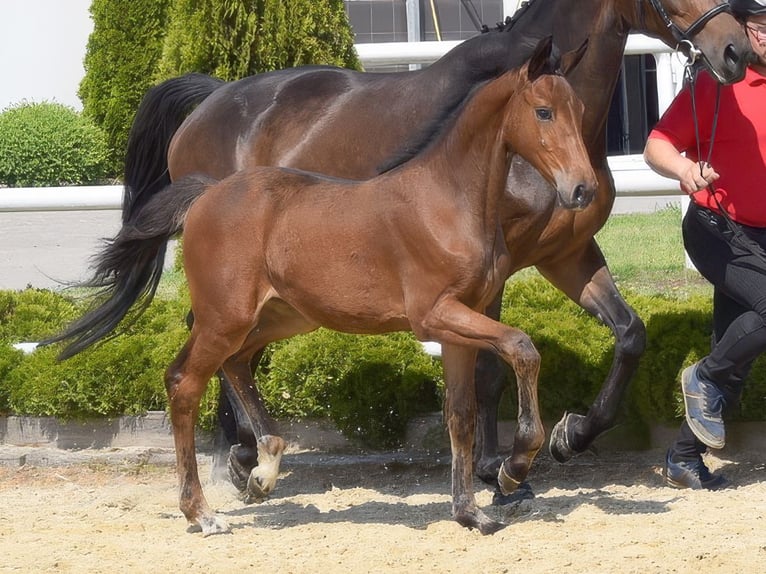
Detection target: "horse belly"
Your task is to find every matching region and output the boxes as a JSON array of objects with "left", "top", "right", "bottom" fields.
[
  {"left": 265, "top": 241, "right": 410, "bottom": 335},
  {"left": 275, "top": 279, "right": 410, "bottom": 335}
]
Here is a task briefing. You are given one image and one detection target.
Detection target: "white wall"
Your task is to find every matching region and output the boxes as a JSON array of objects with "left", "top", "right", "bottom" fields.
[{"left": 0, "top": 0, "right": 93, "bottom": 111}]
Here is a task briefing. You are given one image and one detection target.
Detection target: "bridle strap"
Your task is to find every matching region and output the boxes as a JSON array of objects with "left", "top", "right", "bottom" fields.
[
  {"left": 684, "top": 3, "right": 732, "bottom": 38},
  {"left": 641, "top": 0, "right": 732, "bottom": 44}
]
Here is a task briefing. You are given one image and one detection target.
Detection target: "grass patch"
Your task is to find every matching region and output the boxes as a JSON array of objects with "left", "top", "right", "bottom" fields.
[{"left": 595, "top": 205, "right": 710, "bottom": 299}]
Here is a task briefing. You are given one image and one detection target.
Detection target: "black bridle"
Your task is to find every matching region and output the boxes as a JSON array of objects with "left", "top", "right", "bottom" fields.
[
  {"left": 639, "top": 0, "right": 733, "bottom": 76},
  {"left": 645, "top": 0, "right": 732, "bottom": 44}
]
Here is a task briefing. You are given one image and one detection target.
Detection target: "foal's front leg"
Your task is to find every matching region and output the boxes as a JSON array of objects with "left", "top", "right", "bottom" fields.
[
  {"left": 440, "top": 342, "right": 504, "bottom": 535},
  {"left": 424, "top": 298, "right": 545, "bottom": 533}
]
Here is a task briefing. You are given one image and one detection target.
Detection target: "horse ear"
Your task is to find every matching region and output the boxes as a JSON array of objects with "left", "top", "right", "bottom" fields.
[
  {"left": 559, "top": 38, "right": 589, "bottom": 76},
  {"left": 527, "top": 36, "right": 555, "bottom": 82}
]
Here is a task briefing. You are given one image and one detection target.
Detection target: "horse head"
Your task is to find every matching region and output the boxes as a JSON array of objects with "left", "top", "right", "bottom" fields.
[
  {"left": 632, "top": 0, "right": 753, "bottom": 83},
  {"left": 504, "top": 37, "right": 597, "bottom": 211}
]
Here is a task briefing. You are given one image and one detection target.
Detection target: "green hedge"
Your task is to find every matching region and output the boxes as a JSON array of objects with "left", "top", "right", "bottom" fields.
[
  {"left": 501, "top": 277, "right": 766, "bottom": 429},
  {"left": 257, "top": 329, "right": 442, "bottom": 448},
  {"left": 2, "top": 277, "right": 766, "bottom": 448},
  {"left": 0, "top": 287, "right": 440, "bottom": 447},
  {"left": 0, "top": 102, "right": 111, "bottom": 187},
  {"left": 79, "top": 0, "right": 172, "bottom": 176}
]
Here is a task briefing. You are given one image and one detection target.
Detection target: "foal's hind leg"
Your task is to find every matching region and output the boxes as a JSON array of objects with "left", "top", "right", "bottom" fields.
[
  {"left": 187, "top": 309, "right": 264, "bottom": 487},
  {"left": 219, "top": 352, "right": 286, "bottom": 502},
  {"left": 219, "top": 302, "right": 317, "bottom": 501},
  {"left": 165, "top": 331, "right": 246, "bottom": 535}
]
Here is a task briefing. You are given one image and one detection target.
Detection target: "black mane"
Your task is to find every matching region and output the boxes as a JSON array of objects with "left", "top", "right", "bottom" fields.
[
  {"left": 377, "top": 81, "right": 486, "bottom": 174},
  {"left": 377, "top": 0, "right": 541, "bottom": 175}
]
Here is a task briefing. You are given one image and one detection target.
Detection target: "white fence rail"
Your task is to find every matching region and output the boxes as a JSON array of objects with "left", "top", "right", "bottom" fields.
[
  {"left": 0, "top": 156, "right": 679, "bottom": 213},
  {"left": 0, "top": 35, "right": 682, "bottom": 214}
]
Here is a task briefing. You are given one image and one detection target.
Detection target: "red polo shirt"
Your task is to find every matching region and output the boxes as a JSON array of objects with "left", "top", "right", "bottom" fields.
[{"left": 647, "top": 66, "right": 766, "bottom": 227}]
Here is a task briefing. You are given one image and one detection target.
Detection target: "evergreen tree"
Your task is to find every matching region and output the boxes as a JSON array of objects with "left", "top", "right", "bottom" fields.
[
  {"left": 79, "top": 0, "right": 359, "bottom": 176},
  {"left": 79, "top": 0, "right": 172, "bottom": 175},
  {"left": 157, "top": 0, "right": 360, "bottom": 81}
]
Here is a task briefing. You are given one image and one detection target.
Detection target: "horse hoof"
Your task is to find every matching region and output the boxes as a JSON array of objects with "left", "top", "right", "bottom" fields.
[
  {"left": 479, "top": 519, "right": 506, "bottom": 536},
  {"left": 492, "top": 482, "right": 534, "bottom": 506},
  {"left": 244, "top": 435, "right": 285, "bottom": 503},
  {"left": 227, "top": 445, "right": 255, "bottom": 493},
  {"left": 549, "top": 412, "right": 580, "bottom": 463},
  {"left": 198, "top": 514, "right": 230, "bottom": 536},
  {"left": 454, "top": 508, "right": 506, "bottom": 535},
  {"left": 475, "top": 457, "right": 502, "bottom": 486}
]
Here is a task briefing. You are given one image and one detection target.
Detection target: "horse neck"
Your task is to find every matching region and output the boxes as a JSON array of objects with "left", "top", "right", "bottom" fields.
[
  {"left": 553, "top": 0, "right": 678, "bottom": 153},
  {"left": 425, "top": 0, "right": 554, "bottom": 82},
  {"left": 416, "top": 73, "right": 522, "bottom": 225}
]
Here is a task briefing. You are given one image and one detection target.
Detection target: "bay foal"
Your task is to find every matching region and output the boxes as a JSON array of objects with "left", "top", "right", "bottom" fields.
[{"left": 168, "top": 39, "right": 594, "bottom": 534}]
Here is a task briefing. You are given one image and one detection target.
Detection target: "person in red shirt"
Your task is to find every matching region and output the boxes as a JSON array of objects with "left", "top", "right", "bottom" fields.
[{"left": 644, "top": 0, "right": 766, "bottom": 489}]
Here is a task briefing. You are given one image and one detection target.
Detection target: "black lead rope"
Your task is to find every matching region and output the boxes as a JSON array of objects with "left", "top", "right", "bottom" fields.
[{"left": 686, "top": 61, "right": 766, "bottom": 262}]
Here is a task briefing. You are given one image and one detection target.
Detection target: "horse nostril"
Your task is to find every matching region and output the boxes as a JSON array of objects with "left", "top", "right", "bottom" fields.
[
  {"left": 724, "top": 43, "right": 740, "bottom": 69},
  {"left": 574, "top": 183, "right": 587, "bottom": 207}
]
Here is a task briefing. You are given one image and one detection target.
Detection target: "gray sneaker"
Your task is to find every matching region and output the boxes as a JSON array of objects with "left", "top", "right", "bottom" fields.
[
  {"left": 664, "top": 450, "right": 729, "bottom": 490},
  {"left": 681, "top": 362, "right": 725, "bottom": 449}
]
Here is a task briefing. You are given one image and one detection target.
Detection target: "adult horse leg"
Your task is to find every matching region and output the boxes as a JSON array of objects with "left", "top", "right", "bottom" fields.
[
  {"left": 473, "top": 291, "right": 509, "bottom": 481},
  {"left": 474, "top": 289, "right": 538, "bottom": 504},
  {"left": 538, "top": 239, "right": 646, "bottom": 462}
]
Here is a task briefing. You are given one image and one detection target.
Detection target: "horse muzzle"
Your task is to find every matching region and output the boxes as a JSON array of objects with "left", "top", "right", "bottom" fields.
[{"left": 558, "top": 180, "right": 597, "bottom": 211}]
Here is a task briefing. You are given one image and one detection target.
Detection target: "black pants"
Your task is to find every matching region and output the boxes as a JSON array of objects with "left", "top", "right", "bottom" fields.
[{"left": 672, "top": 202, "right": 766, "bottom": 460}]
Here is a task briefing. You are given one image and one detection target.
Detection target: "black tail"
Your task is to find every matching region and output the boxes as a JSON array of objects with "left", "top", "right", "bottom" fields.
[
  {"left": 123, "top": 73, "right": 223, "bottom": 225},
  {"left": 42, "top": 176, "right": 216, "bottom": 360}
]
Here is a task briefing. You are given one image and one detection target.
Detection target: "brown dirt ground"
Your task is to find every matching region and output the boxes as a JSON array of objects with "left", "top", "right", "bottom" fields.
[{"left": 1, "top": 444, "right": 765, "bottom": 573}]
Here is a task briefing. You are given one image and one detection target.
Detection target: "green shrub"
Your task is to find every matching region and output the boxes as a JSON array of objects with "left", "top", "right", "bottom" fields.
[
  {"left": 3, "top": 275, "right": 766, "bottom": 443},
  {"left": 627, "top": 293, "right": 712, "bottom": 423},
  {"left": 500, "top": 277, "right": 766, "bottom": 428},
  {"left": 0, "top": 289, "right": 80, "bottom": 342},
  {"left": 0, "top": 346, "right": 23, "bottom": 414},
  {"left": 0, "top": 288, "right": 221, "bottom": 426},
  {"left": 0, "top": 102, "right": 111, "bottom": 187},
  {"left": 157, "top": 0, "right": 360, "bottom": 81},
  {"left": 79, "top": 0, "right": 172, "bottom": 175},
  {"left": 258, "top": 330, "right": 442, "bottom": 448},
  {"left": 501, "top": 278, "right": 613, "bottom": 420}
]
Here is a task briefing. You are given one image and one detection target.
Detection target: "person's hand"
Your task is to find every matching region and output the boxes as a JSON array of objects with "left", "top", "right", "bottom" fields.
[{"left": 680, "top": 161, "right": 719, "bottom": 195}]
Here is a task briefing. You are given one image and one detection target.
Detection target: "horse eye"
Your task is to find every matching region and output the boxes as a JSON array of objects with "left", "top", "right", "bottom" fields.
[{"left": 535, "top": 108, "right": 553, "bottom": 121}]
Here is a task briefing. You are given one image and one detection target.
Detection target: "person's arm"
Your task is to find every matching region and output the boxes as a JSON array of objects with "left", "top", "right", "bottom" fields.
[{"left": 643, "top": 137, "right": 719, "bottom": 196}]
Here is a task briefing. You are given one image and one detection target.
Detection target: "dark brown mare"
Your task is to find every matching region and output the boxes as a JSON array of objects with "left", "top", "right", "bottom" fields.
[
  {"left": 58, "top": 0, "right": 751, "bottom": 496},
  {"left": 47, "top": 39, "right": 597, "bottom": 534}
]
